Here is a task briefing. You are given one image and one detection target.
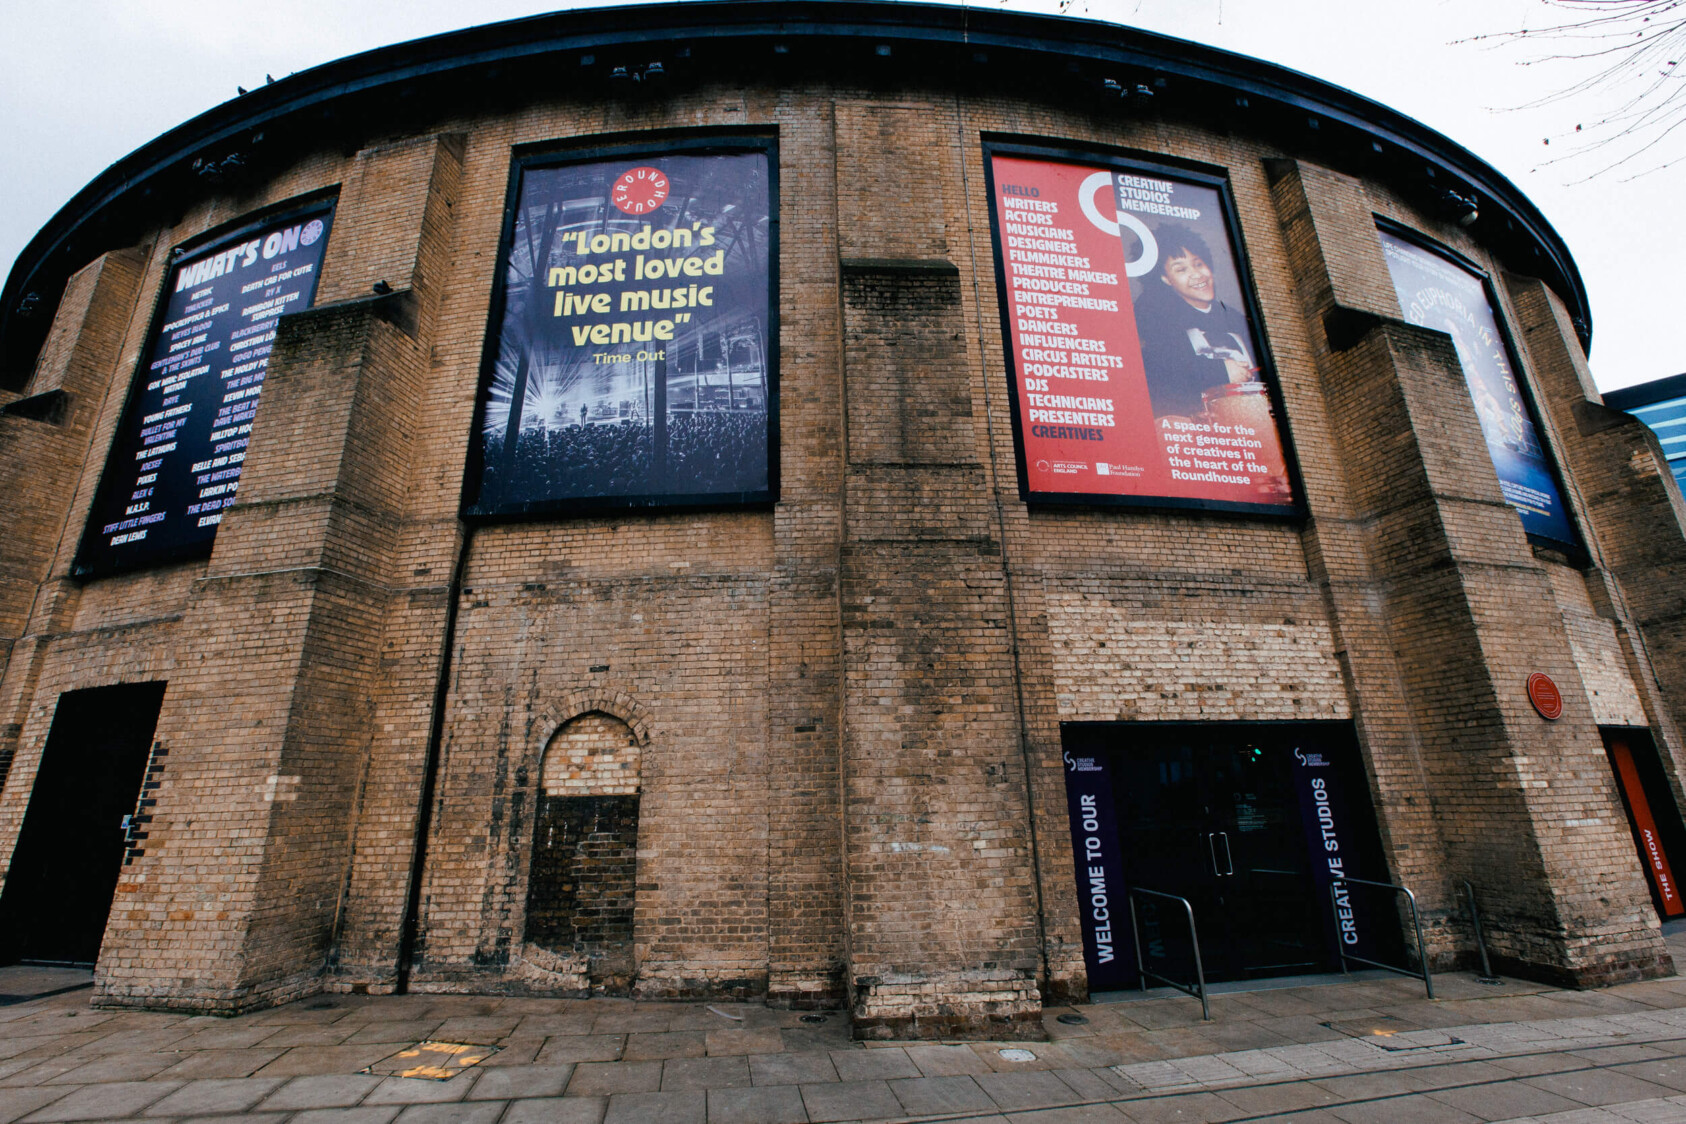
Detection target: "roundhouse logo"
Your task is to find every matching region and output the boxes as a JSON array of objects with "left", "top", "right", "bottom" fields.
[
  {"left": 1078, "top": 170, "right": 1157, "bottom": 278},
  {"left": 300, "top": 219, "right": 324, "bottom": 246},
  {"left": 611, "top": 166, "right": 670, "bottom": 215}
]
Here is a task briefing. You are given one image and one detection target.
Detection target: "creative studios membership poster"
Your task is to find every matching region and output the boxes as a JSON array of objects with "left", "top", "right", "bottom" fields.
[
  {"left": 987, "top": 149, "right": 1294, "bottom": 513},
  {"left": 469, "top": 145, "right": 775, "bottom": 515},
  {"left": 76, "top": 203, "right": 335, "bottom": 575},
  {"left": 1379, "top": 229, "right": 1577, "bottom": 547}
]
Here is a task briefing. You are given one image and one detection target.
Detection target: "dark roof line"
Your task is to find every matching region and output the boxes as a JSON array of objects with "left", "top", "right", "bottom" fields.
[
  {"left": 1603, "top": 373, "right": 1686, "bottom": 412},
  {"left": 0, "top": 0, "right": 1590, "bottom": 377}
]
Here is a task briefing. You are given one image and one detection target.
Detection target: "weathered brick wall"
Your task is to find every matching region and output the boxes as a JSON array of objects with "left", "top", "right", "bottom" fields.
[
  {"left": 3, "top": 66, "right": 1683, "bottom": 1030},
  {"left": 1263, "top": 159, "right": 1669, "bottom": 984},
  {"left": 0, "top": 249, "right": 147, "bottom": 765}
]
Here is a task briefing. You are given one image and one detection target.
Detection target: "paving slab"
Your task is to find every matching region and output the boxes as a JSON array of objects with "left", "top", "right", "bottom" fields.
[
  {"left": 604, "top": 1089, "right": 704, "bottom": 1124},
  {"left": 16, "top": 1081, "right": 179, "bottom": 1122},
  {"left": 360, "top": 1071, "right": 480, "bottom": 1105},
  {"left": 1323, "top": 1092, "right": 1483, "bottom": 1123},
  {"left": 1420, "top": 1078, "right": 1585, "bottom": 1121},
  {"left": 534, "top": 1036, "right": 627, "bottom": 1065},
  {"left": 907, "top": 1043, "right": 994, "bottom": 1076},
  {"left": 622, "top": 1032, "right": 706, "bottom": 1061},
  {"left": 463, "top": 1064, "right": 574, "bottom": 1100},
  {"left": 661, "top": 1056, "right": 751, "bottom": 1091},
  {"left": 1113, "top": 1090, "right": 1246, "bottom": 1123},
  {"left": 393, "top": 1101, "right": 506, "bottom": 1124},
  {"left": 1002, "top": 1106, "right": 1133, "bottom": 1123},
  {"left": 889, "top": 1074, "right": 997, "bottom": 1116},
  {"left": 749, "top": 1051, "right": 840, "bottom": 1086},
  {"left": 254, "top": 1074, "right": 385, "bottom": 1110},
  {"left": 0, "top": 1088, "right": 71, "bottom": 1124},
  {"left": 501, "top": 1094, "right": 607, "bottom": 1123},
  {"left": 704, "top": 1083, "right": 807, "bottom": 1123},
  {"left": 978, "top": 1069, "right": 1092, "bottom": 1110},
  {"left": 799, "top": 1077, "right": 902, "bottom": 1122},
  {"left": 288, "top": 1107, "right": 403, "bottom": 1124},
  {"left": 138, "top": 1077, "right": 286, "bottom": 1116},
  {"left": 564, "top": 1061, "right": 663, "bottom": 1097},
  {"left": 831, "top": 1048, "right": 920, "bottom": 1083}
]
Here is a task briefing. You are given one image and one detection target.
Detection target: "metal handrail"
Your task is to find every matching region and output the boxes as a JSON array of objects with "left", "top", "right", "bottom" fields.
[
  {"left": 1126, "top": 886, "right": 1210, "bottom": 1020},
  {"left": 1330, "top": 876, "right": 1434, "bottom": 999}
]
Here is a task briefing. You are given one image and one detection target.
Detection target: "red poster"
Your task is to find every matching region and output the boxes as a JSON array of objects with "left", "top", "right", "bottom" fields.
[
  {"left": 1609, "top": 738, "right": 1685, "bottom": 917},
  {"left": 987, "top": 151, "right": 1294, "bottom": 512}
]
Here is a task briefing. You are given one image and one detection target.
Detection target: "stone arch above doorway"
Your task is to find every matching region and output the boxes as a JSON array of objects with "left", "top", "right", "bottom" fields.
[{"left": 538, "top": 712, "right": 642, "bottom": 796}]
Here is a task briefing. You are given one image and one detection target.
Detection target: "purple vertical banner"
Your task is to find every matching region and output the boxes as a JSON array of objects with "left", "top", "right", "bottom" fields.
[
  {"left": 1062, "top": 749, "right": 1135, "bottom": 990},
  {"left": 1290, "top": 745, "right": 1376, "bottom": 963}
]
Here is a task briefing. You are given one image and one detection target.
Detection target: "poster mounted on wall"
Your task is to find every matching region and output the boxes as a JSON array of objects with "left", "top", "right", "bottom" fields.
[
  {"left": 1378, "top": 227, "right": 1578, "bottom": 548},
  {"left": 75, "top": 199, "right": 336, "bottom": 576},
  {"left": 984, "top": 144, "right": 1298, "bottom": 515},
  {"left": 466, "top": 140, "right": 777, "bottom": 517}
]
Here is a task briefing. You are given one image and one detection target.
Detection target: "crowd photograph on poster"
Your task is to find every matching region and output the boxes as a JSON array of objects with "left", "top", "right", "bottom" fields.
[{"left": 469, "top": 145, "right": 775, "bottom": 515}]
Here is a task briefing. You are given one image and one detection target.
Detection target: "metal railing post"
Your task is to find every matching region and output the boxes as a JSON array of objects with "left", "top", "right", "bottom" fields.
[
  {"left": 1125, "top": 887, "right": 1210, "bottom": 1020},
  {"left": 1330, "top": 876, "right": 1434, "bottom": 999}
]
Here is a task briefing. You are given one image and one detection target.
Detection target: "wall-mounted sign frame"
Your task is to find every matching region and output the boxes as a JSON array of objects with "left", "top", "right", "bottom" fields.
[
  {"left": 1377, "top": 220, "right": 1582, "bottom": 554},
  {"left": 982, "top": 139, "right": 1302, "bottom": 517},
  {"left": 74, "top": 193, "right": 338, "bottom": 577},
  {"left": 463, "top": 135, "right": 778, "bottom": 518}
]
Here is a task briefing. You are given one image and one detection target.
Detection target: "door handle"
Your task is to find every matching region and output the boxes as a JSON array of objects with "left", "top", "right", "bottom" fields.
[{"left": 1208, "top": 831, "right": 1234, "bottom": 877}]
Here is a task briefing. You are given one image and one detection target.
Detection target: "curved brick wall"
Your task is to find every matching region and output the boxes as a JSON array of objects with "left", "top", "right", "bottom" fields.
[{"left": 2, "top": 2, "right": 1685, "bottom": 1039}]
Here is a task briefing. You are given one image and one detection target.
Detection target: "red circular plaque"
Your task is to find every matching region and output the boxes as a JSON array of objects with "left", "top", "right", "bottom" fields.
[
  {"left": 611, "top": 166, "right": 670, "bottom": 215},
  {"left": 1527, "top": 672, "right": 1563, "bottom": 721}
]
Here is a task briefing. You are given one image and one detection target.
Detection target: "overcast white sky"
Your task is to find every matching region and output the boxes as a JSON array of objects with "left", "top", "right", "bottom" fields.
[{"left": 0, "top": 0, "right": 1675, "bottom": 391}]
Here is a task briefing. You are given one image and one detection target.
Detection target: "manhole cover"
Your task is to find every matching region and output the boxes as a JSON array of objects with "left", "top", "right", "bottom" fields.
[
  {"left": 998, "top": 1048, "right": 1037, "bottom": 1062},
  {"left": 799, "top": 1014, "right": 828, "bottom": 1024},
  {"left": 1056, "top": 1013, "right": 1089, "bottom": 1025},
  {"left": 366, "top": 1042, "right": 500, "bottom": 1080}
]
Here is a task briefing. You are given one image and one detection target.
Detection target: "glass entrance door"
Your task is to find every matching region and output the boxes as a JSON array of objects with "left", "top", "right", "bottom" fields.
[{"left": 1109, "top": 732, "right": 1332, "bottom": 983}]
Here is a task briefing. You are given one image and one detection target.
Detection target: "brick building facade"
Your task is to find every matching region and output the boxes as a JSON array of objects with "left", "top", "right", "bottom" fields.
[{"left": 3, "top": 1, "right": 1686, "bottom": 1040}]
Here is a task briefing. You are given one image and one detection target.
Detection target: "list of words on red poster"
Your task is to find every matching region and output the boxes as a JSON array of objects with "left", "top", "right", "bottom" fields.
[{"left": 990, "top": 154, "right": 1293, "bottom": 510}]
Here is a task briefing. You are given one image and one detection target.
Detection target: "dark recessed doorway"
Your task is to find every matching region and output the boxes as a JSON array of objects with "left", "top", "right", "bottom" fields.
[
  {"left": 1062, "top": 722, "right": 1394, "bottom": 991},
  {"left": 0, "top": 682, "right": 166, "bottom": 967}
]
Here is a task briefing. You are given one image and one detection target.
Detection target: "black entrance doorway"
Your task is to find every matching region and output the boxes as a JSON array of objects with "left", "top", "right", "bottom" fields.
[
  {"left": 0, "top": 682, "right": 165, "bottom": 966},
  {"left": 1062, "top": 722, "right": 1390, "bottom": 989}
]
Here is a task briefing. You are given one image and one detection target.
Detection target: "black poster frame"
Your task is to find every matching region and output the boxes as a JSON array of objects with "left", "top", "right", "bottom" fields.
[
  {"left": 73, "top": 190, "right": 340, "bottom": 579},
  {"left": 981, "top": 137, "right": 1305, "bottom": 519},
  {"left": 462, "top": 133, "right": 780, "bottom": 521},
  {"left": 1374, "top": 217, "right": 1586, "bottom": 559}
]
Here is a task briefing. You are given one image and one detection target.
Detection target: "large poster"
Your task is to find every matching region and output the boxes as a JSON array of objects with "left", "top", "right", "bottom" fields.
[
  {"left": 1379, "top": 229, "right": 1577, "bottom": 546},
  {"left": 76, "top": 203, "right": 335, "bottom": 575},
  {"left": 468, "top": 146, "right": 775, "bottom": 515},
  {"left": 986, "top": 149, "right": 1295, "bottom": 513}
]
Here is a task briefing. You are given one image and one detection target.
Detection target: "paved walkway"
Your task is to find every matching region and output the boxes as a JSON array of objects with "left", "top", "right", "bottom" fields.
[{"left": 6, "top": 946, "right": 1686, "bottom": 1123}]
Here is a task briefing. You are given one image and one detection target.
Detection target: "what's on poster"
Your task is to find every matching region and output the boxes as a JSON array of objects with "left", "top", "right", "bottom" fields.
[
  {"left": 468, "top": 144, "right": 776, "bottom": 515},
  {"left": 1378, "top": 229, "right": 1577, "bottom": 547},
  {"left": 76, "top": 202, "right": 335, "bottom": 576},
  {"left": 986, "top": 148, "right": 1296, "bottom": 513}
]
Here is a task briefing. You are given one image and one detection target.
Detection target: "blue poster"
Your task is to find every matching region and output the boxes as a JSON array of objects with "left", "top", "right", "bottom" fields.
[
  {"left": 1062, "top": 749, "right": 1135, "bottom": 990},
  {"left": 1379, "top": 230, "right": 1576, "bottom": 547}
]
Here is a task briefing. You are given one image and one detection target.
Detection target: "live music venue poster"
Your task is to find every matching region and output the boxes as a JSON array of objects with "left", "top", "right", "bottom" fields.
[
  {"left": 984, "top": 145, "right": 1297, "bottom": 514},
  {"left": 467, "top": 141, "right": 777, "bottom": 516}
]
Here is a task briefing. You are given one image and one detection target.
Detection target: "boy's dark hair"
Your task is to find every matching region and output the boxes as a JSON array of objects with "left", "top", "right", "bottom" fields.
[{"left": 1154, "top": 223, "right": 1213, "bottom": 274}]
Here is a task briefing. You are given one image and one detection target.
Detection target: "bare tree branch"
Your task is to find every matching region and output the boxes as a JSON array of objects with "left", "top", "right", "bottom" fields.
[{"left": 1461, "top": 0, "right": 1686, "bottom": 180}]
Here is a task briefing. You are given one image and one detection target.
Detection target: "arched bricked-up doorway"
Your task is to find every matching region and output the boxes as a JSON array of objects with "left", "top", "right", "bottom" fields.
[{"left": 524, "top": 712, "right": 642, "bottom": 994}]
